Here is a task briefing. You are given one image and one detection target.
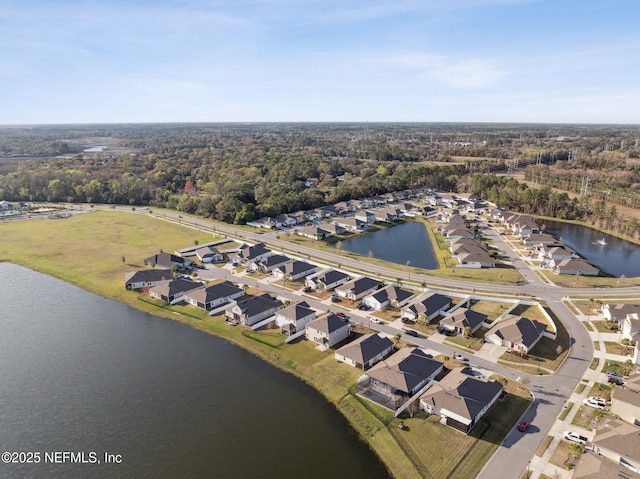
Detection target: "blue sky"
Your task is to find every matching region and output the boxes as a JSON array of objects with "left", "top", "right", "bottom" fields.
[{"left": 2, "top": 0, "right": 640, "bottom": 124}]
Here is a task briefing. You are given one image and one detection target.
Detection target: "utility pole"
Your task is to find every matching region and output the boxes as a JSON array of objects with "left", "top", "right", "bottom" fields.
[{"left": 580, "top": 177, "right": 590, "bottom": 197}]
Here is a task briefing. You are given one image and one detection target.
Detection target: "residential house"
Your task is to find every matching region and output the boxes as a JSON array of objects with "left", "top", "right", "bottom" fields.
[
  {"left": 0, "top": 200, "right": 11, "bottom": 210},
  {"left": 335, "top": 333, "right": 395, "bottom": 370},
  {"left": 621, "top": 313, "right": 640, "bottom": 342},
  {"left": 183, "top": 280, "right": 245, "bottom": 310},
  {"left": 144, "top": 252, "right": 193, "bottom": 270},
  {"left": 402, "top": 293, "right": 453, "bottom": 323},
  {"left": 320, "top": 223, "right": 345, "bottom": 236},
  {"left": 363, "top": 285, "right": 414, "bottom": 311},
  {"left": 195, "top": 246, "right": 224, "bottom": 263},
  {"left": 440, "top": 308, "right": 488, "bottom": 335},
  {"left": 538, "top": 244, "right": 578, "bottom": 261},
  {"left": 124, "top": 270, "right": 173, "bottom": 290},
  {"left": 335, "top": 277, "right": 383, "bottom": 301},
  {"left": 611, "top": 374, "right": 640, "bottom": 426},
  {"left": 419, "top": 369, "right": 503, "bottom": 434},
  {"left": 333, "top": 217, "right": 368, "bottom": 232},
  {"left": 484, "top": 314, "right": 547, "bottom": 352},
  {"left": 149, "top": 278, "right": 201, "bottom": 305},
  {"left": 374, "top": 207, "right": 398, "bottom": 222},
  {"left": 305, "top": 269, "right": 351, "bottom": 291},
  {"left": 246, "top": 216, "right": 275, "bottom": 229},
  {"left": 225, "top": 293, "right": 283, "bottom": 326},
  {"left": 296, "top": 225, "right": 331, "bottom": 240},
  {"left": 457, "top": 250, "right": 495, "bottom": 268},
  {"left": 232, "top": 243, "right": 271, "bottom": 264},
  {"left": 275, "top": 301, "right": 316, "bottom": 336},
  {"left": 603, "top": 304, "right": 640, "bottom": 322},
  {"left": 305, "top": 314, "right": 351, "bottom": 350},
  {"left": 252, "top": 254, "right": 290, "bottom": 273},
  {"left": 521, "top": 233, "right": 557, "bottom": 246},
  {"left": 359, "top": 348, "right": 443, "bottom": 410},
  {"left": 272, "top": 260, "right": 318, "bottom": 281},
  {"left": 273, "top": 213, "right": 300, "bottom": 229},
  {"left": 442, "top": 225, "right": 475, "bottom": 241},
  {"left": 552, "top": 258, "right": 599, "bottom": 276},
  {"left": 333, "top": 201, "right": 359, "bottom": 214},
  {"left": 354, "top": 210, "right": 376, "bottom": 225},
  {"left": 591, "top": 417, "right": 640, "bottom": 473}
]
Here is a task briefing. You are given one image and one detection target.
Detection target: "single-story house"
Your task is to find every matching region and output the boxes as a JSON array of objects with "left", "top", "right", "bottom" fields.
[
  {"left": 442, "top": 226, "right": 475, "bottom": 241},
  {"left": 124, "top": 269, "right": 173, "bottom": 290},
  {"left": 305, "top": 314, "right": 351, "bottom": 350},
  {"left": 319, "top": 223, "right": 345, "bottom": 236},
  {"left": 457, "top": 250, "right": 495, "bottom": 268},
  {"left": 363, "top": 285, "right": 414, "bottom": 311},
  {"left": 374, "top": 207, "right": 398, "bottom": 222},
  {"left": 149, "top": 278, "right": 201, "bottom": 304},
  {"left": 335, "top": 333, "right": 395, "bottom": 370},
  {"left": 419, "top": 369, "right": 503, "bottom": 434},
  {"left": 521, "top": 233, "right": 557, "bottom": 246},
  {"left": 246, "top": 217, "right": 276, "bottom": 229},
  {"left": 144, "top": 252, "right": 193, "bottom": 270},
  {"left": 439, "top": 308, "right": 488, "bottom": 335},
  {"left": 603, "top": 304, "right": 640, "bottom": 322},
  {"left": 355, "top": 210, "right": 377, "bottom": 225},
  {"left": 183, "top": 280, "right": 245, "bottom": 310},
  {"left": 272, "top": 260, "right": 318, "bottom": 281},
  {"left": 296, "top": 225, "right": 331, "bottom": 240},
  {"left": 225, "top": 293, "right": 283, "bottom": 326},
  {"left": 195, "top": 246, "right": 224, "bottom": 263},
  {"left": 538, "top": 244, "right": 578, "bottom": 261},
  {"left": 360, "top": 348, "right": 443, "bottom": 410},
  {"left": 333, "top": 217, "right": 368, "bottom": 232},
  {"left": 232, "top": 243, "right": 271, "bottom": 264},
  {"left": 552, "top": 258, "right": 599, "bottom": 276},
  {"left": 275, "top": 301, "right": 316, "bottom": 336},
  {"left": 622, "top": 314, "right": 640, "bottom": 342},
  {"left": 305, "top": 269, "right": 351, "bottom": 291},
  {"left": 252, "top": 254, "right": 290, "bottom": 273},
  {"left": 611, "top": 374, "right": 640, "bottom": 426},
  {"left": 484, "top": 314, "right": 547, "bottom": 352},
  {"left": 335, "top": 277, "right": 383, "bottom": 301},
  {"left": 591, "top": 417, "right": 640, "bottom": 473},
  {"left": 402, "top": 293, "right": 453, "bottom": 323}
]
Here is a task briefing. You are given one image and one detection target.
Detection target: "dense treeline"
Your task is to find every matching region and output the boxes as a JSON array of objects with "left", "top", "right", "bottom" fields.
[{"left": 1, "top": 123, "right": 640, "bottom": 238}]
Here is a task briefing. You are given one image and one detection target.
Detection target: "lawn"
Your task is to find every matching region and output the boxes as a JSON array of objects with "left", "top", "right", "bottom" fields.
[
  {"left": 387, "top": 375, "right": 531, "bottom": 479},
  {"left": 588, "top": 382, "right": 612, "bottom": 401},
  {"left": 603, "top": 341, "right": 635, "bottom": 356},
  {"left": 536, "top": 435, "right": 554, "bottom": 457},
  {"left": 601, "top": 359, "right": 634, "bottom": 377},
  {"left": 444, "top": 327, "right": 489, "bottom": 351},
  {"left": 549, "top": 440, "right": 579, "bottom": 470},
  {"left": 591, "top": 320, "right": 619, "bottom": 333},
  {"left": 467, "top": 300, "right": 512, "bottom": 321},
  {"left": 558, "top": 402, "right": 573, "bottom": 421},
  {"left": 570, "top": 405, "right": 599, "bottom": 431}
]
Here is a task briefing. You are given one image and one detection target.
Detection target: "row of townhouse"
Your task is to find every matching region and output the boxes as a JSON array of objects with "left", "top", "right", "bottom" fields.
[{"left": 439, "top": 211, "right": 495, "bottom": 268}]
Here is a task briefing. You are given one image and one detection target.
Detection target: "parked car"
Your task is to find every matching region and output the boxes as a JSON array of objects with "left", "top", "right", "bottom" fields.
[
  {"left": 405, "top": 329, "right": 419, "bottom": 337},
  {"left": 335, "top": 312, "right": 347, "bottom": 319},
  {"left": 302, "top": 286, "right": 312, "bottom": 293},
  {"left": 582, "top": 397, "right": 606, "bottom": 410},
  {"left": 330, "top": 294, "right": 341, "bottom": 302},
  {"left": 401, "top": 317, "right": 410, "bottom": 323},
  {"left": 517, "top": 420, "right": 528, "bottom": 432},
  {"left": 607, "top": 371, "right": 624, "bottom": 380},
  {"left": 370, "top": 317, "right": 383, "bottom": 325},
  {"left": 608, "top": 376, "right": 624, "bottom": 386},
  {"left": 453, "top": 353, "right": 469, "bottom": 362},
  {"left": 563, "top": 431, "right": 588, "bottom": 445}
]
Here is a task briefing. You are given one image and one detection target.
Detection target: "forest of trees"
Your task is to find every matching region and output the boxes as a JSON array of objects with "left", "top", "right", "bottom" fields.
[{"left": 1, "top": 123, "right": 640, "bottom": 237}]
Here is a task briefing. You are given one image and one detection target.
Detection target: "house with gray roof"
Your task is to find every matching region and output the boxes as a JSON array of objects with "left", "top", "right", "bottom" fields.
[
  {"left": 591, "top": 417, "right": 640, "bottom": 473},
  {"left": 335, "top": 276, "right": 383, "bottom": 301},
  {"left": 305, "top": 269, "right": 351, "bottom": 291},
  {"left": 144, "top": 252, "right": 193, "bottom": 270},
  {"left": 611, "top": 374, "right": 640, "bottom": 426},
  {"left": 335, "top": 333, "right": 395, "bottom": 370},
  {"left": 333, "top": 217, "right": 368, "bottom": 232},
  {"left": 402, "top": 293, "right": 453, "bottom": 322},
  {"left": 358, "top": 348, "right": 443, "bottom": 411},
  {"left": 440, "top": 308, "right": 488, "bottom": 336},
  {"left": 124, "top": 269, "right": 173, "bottom": 290},
  {"left": 419, "top": 369, "right": 503, "bottom": 434},
  {"left": 296, "top": 225, "right": 331, "bottom": 240},
  {"left": 552, "top": 258, "right": 599, "bottom": 276},
  {"left": 363, "top": 285, "right": 414, "bottom": 311},
  {"left": 149, "top": 278, "right": 201, "bottom": 304},
  {"left": 457, "top": 250, "right": 495, "bottom": 268},
  {"left": 252, "top": 254, "right": 290, "bottom": 273},
  {"left": 246, "top": 216, "right": 276, "bottom": 229},
  {"left": 195, "top": 246, "right": 224, "bottom": 263},
  {"left": 275, "top": 301, "right": 316, "bottom": 336},
  {"left": 305, "top": 314, "right": 351, "bottom": 350},
  {"left": 183, "top": 281, "right": 245, "bottom": 310},
  {"left": 232, "top": 243, "right": 271, "bottom": 264},
  {"left": 484, "top": 314, "right": 547, "bottom": 353},
  {"left": 272, "top": 260, "right": 318, "bottom": 281},
  {"left": 225, "top": 293, "right": 283, "bottom": 326},
  {"left": 603, "top": 304, "right": 640, "bottom": 322}
]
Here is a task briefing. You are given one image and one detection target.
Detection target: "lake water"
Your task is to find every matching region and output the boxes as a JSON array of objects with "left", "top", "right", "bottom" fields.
[
  {"left": 0, "top": 263, "right": 390, "bottom": 479},
  {"left": 334, "top": 221, "right": 438, "bottom": 269},
  {"left": 539, "top": 219, "right": 640, "bottom": 277}
]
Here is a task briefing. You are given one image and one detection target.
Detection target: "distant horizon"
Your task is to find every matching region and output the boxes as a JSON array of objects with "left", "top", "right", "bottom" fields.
[{"left": 3, "top": 1, "right": 640, "bottom": 125}]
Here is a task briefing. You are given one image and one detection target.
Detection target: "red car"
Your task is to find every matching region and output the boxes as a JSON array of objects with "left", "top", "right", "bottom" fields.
[
  {"left": 517, "top": 420, "right": 528, "bottom": 432},
  {"left": 335, "top": 312, "right": 347, "bottom": 318}
]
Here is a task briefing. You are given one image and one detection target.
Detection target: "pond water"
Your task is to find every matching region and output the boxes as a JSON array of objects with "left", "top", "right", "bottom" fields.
[
  {"left": 333, "top": 221, "right": 437, "bottom": 269},
  {"left": 0, "top": 263, "right": 391, "bottom": 479},
  {"left": 539, "top": 219, "right": 640, "bottom": 277}
]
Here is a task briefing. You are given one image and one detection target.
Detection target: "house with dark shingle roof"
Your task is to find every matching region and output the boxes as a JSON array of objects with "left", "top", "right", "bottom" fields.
[
  {"left": 305, "top": 313, "right": 351, "bottom": 350},
  {"left": 183, "top": 281, "right": 245, "bottom": 310},
  {"left": 225, "top": 293, "right": 283, "bottom": 326},
  {"left": 359, "top": 348, "right": 443, "bottom": 411},
  {"left": 419, "top": 369, "right": 503, "bottom": 434},
  {"left": 485, "top": 314, "right": 547, "bottom": 352},
  {"left": 363, "top": 285, "right": 414, "bottom": 311},
  {"left": 335, "top": 333, "right": 395, "bottom": 370},
  {"left": 251, "top": 254, "right": 290, "bottom": 273},
  {"left": 272, "top": 260, "right": 318, "bottom": 281},
  {"left": 195, "top": 246, "right": 224, "bottom": 263},
  {"left": 124, "top": 269, "right": 173, "bottom": 290},
  {"left": 603, "top": 303, "right": 640, "bottom": 322},
  {"left": 305, "top": 269, "right": 351, "bottom": 291},
  {"left": 144, "top": 252, "right": 193, "bottom": 270},
  {"left": 335, "top": 276, "right": 382, "bottom": 301},
  {"left": 402, "top": 293, "right": 453, "bottom": 322},
  {"left": 440, "top": 308, "right": 488, "bottom": 335},
  {"left": 149, "top": 278, "right": 201, "bottom": 304},
  {"left": 552, "top": 258, "right": 599, "bottom": 276},
  {"left": 275, "top": 301, "right": 316, "bottom": 336},
  {"left": 232, "top": 243, "right": 271, "bottom": 264}
]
